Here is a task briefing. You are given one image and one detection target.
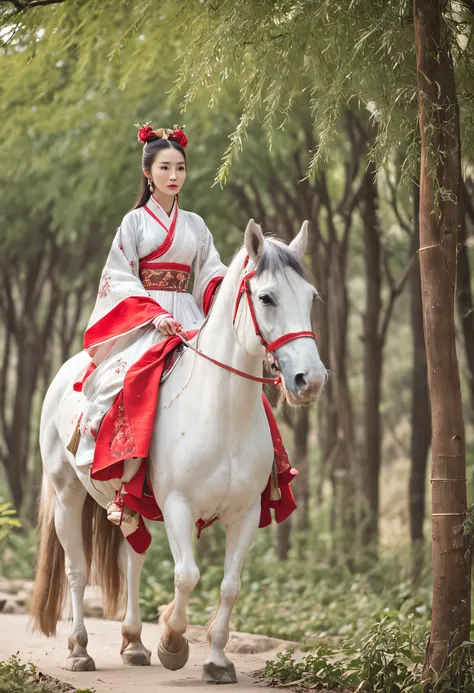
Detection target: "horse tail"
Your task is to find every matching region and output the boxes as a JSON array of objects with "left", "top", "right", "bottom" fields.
[
  {"left": 84, "top": 494, "right": 125, "bottom": 620},
  {"left": 30, "top": 476, "right": 125, "bottom": 636},
  {"left": 29, "top": 474, "right": 67, "bottom": 637}
]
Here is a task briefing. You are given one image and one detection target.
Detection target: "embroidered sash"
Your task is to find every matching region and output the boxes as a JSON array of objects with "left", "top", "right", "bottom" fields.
[{"left": 139, "top": 262, "right": 191, "bottom": 292}]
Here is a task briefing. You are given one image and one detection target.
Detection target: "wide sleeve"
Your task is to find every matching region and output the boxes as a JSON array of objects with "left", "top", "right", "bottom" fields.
[
  {"left": 84, "top": 211, "right": 167, "bottom": 364},
  {"left": 191, "top": 215, "right": 227, "bottom": 315}
]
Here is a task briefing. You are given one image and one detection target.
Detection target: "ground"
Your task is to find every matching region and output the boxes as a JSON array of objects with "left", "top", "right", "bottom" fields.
[{"left": 0, "top": 614, "right": 291, "bottom": 693}]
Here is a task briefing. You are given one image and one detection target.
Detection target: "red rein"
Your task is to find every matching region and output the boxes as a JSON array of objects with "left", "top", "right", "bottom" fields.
[{"left": 178, "top": 257, "right": 317, "bottom": 387}]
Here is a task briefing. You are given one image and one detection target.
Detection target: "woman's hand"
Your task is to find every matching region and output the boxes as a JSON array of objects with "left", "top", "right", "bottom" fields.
[{"left": 157, "top": 317, "right": 181, "bottom": 336}]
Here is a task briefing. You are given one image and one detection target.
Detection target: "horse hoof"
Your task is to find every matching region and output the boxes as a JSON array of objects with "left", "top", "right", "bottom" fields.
[
  {"left": 202, "top": 661, "right": 237, "bottom": 684},
  {"left": 66, "top": 654, "right": 96, "bottom": 672},
  {"left": 157, "top": 637, "right": 189, "bottom": 671},
  {"left": 122, "top": 645, "right": 152, "bottom": 666}
]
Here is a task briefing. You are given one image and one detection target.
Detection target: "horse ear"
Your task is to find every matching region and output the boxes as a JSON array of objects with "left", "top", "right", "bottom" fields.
[
  {"left": 245, "top": 219, "right": 264, "bottom": 262},
  {"left": 289, "top": 221, "right": 309, "bottom": 260}
]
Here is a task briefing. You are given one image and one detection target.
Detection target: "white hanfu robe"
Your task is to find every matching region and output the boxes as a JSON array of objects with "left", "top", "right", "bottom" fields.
[{"left": 75, "top": 195, "right": 226, "bottom": 469}]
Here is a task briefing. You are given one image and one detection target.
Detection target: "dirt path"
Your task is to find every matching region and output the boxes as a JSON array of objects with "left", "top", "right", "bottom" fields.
[{"left": 0, "top": 614, "right": 290, "bottom": 693}]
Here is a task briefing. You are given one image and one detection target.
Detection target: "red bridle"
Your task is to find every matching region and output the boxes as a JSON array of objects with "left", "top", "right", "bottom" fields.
[
  {"left": 233, "top": 265, "right": 316, "bottom": 353},
  {"left": 178, "top": 257, "right": 317, "bottom": 387}
]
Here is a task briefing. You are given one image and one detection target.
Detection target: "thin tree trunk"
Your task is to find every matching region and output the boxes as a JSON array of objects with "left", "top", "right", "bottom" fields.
[
  {"left": 360, "top": 162, "right": 382, "bottom": 549},
  {"left": 327, "top": 242, "right": 357, "bottom": 563},
  {"left": 413, "top": 0, "right": 471, "bottom": 678},
  {"left": 293, "top": 408, "right": 310, "bottom": 531},
  {"left": 409, "top": 180, "right": 431, "bottom": 581},
  {"left": 276, "top": 520, "right": 291, "bottom": 561},
  {"left": 3, "top": 337, "right": 41, "bottom": 511}
]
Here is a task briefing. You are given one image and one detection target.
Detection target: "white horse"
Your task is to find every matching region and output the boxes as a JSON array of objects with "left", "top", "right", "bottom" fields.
[{"left": 30, "top": 220, "right": 327, "bottom": 683}]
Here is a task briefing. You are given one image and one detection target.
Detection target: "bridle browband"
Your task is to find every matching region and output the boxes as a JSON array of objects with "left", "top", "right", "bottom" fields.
[{"left": 178, "top": 255, "right": 316, "bottom": 387}]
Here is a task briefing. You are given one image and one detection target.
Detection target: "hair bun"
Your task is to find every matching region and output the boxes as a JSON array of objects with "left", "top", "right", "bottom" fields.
[{"left": 136, "top": 122, "right": 188, "bottom": 148}]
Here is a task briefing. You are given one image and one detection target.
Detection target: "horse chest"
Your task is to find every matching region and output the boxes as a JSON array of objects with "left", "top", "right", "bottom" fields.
[{"left": 151, "top": 413, "right": 273, "bottom": 516}]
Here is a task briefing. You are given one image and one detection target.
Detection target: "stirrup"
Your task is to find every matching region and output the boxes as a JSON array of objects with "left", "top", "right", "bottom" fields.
[{"left": 106, "top": 498, "right": 139, "bottom": 538}]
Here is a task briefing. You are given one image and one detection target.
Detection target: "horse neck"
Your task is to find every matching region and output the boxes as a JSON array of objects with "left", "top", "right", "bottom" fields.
[{"left": 196, "top": 251, "right": 264, "bottom": 400}]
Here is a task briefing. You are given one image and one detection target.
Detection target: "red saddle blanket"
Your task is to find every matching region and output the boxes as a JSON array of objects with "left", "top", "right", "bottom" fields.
[{"left": 89, "top": 332, "right": 298, "bottom": 553}]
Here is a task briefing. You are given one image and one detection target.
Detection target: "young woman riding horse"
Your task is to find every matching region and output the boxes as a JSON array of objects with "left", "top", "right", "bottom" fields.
[{"left": 30, "top": 123, "right": 327, "bottom": 683}]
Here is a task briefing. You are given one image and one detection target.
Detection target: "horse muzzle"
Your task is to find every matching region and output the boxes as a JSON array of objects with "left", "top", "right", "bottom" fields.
[{"left": 283, "top": 368, "right": 328, "bottom": 405}]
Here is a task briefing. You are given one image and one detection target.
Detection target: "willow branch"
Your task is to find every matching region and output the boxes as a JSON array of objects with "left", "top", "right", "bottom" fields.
[{"left": 0, "top": 0, "right": 67, "bottom": 12}]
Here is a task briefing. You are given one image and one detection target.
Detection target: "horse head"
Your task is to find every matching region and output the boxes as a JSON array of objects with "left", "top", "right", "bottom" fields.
[{"left": 238, "top": 219, "right": 327, "bottom": 405}]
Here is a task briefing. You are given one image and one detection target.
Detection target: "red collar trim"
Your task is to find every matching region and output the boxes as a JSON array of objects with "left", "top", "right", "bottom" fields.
[{"left": 142, "top": 202, "right": 179, "bottom": 262}]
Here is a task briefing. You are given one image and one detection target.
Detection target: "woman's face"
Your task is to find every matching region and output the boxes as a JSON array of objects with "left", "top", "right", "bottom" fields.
[{"left": 146, "top": 147, "right": 187, "bottom": 198}]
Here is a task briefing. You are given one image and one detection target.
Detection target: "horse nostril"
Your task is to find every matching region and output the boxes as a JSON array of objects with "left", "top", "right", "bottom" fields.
[{"left": 294, "top": 373, "right": 307, "bottom": 391}]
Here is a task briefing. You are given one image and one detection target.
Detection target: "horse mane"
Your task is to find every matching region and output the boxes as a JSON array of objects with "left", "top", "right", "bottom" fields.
[
  {"left": 230, "top": 236, "right": 309, "bottom": 281},
  {"left": 256, "top": 237, "right": 308, "bottom": 280}
]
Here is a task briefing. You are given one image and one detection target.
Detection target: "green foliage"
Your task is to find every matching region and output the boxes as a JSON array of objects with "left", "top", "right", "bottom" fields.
[
  {"left": 0, "top": 502, "right": 21, "bottom": 541},
  {"left": 263, "top": 615, "right": 424, "bottom": 692},
  {"left": 263, "top": 625, "right": 474, "bottom": 693},
  {"left": 0, "top": 654, "right": 89, "bottom": 693},
  {"left": 0, "top": 528, "right": 36, "bottom": 579},
  {"left": 263, "top": 646, "right": 354, "bottom": 691},
  {"left": 344, "top": 616, "right": 424, "bottom": 692},
  {"left": 424, "top": 642, "right": 474, "bottom": 693},
  {"left": 5, "top": 0, "right": 473, "bottom": 181}
]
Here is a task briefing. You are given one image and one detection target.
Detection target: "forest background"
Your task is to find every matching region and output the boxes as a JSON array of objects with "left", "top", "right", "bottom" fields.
[{"left": 1, "top": 0, "right": 474, "bottom": 690}]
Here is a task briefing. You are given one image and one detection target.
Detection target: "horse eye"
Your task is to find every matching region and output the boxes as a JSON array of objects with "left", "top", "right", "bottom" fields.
[{"left": 259, "top": 294, "right": 274, "bottom": 306}]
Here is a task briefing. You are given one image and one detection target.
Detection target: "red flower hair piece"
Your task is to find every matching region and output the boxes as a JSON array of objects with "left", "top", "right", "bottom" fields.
[
  {"left": 137, "top": 123, "right": 156, "bottom": 143},
  {"left": 136, "top": 122, "right": 188, "bottom": 148},
  {"left": 169, "top": 125, "right": 188, "bottom": 149}
]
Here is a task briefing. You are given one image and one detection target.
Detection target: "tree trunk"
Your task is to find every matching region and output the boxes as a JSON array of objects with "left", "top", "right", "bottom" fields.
[
  {"left": 293, "top": 407, "right": 310, "bottom": 531},
  {"left": 413, "top": 0, "right": 471, "bottom": 678},
  {"left": 360, "top": 162, "right": 382, "bottom": 549},
  {"left": 276, "top": 520, "right": 291, "bottom": 561},
  {"left": 409, "top": 180, "right": 431, "bottom": 581},
  {"left": 2, "top": 335, "right": 41, "bottom": 512},
  {"left": 326, "top": 240, "right": 357, "bottom": 563}
]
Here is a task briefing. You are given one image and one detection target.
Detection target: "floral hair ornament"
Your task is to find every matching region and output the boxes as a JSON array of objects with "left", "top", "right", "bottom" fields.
[{"left": 136, "top": 122, "right": 188, "bottom": 148}]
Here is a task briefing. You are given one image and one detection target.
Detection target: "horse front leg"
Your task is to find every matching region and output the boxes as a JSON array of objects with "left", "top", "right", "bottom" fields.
[
  {"left": 121, "top": 542, "right": 151, "bottom": 666},
  {"left": 204, "top": 498, "right": 261, "bottom": 684},
  {"left": 159, "top": 492, "right": 200, "bottom": 671}
]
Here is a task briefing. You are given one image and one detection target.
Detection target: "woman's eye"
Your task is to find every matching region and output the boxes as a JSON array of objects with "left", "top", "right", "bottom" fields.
[
  {"left": 160, "top": 166, "right": 168, "bottom": 170},
  {"left": 259, "top": 294, "right": 274, "bottom": 306}
]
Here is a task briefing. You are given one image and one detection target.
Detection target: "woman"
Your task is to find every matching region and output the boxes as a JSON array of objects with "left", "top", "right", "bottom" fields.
[
  {"left": 75, "top": 124, "right": 226, "bottom": 532},
  {"left": 75, "top": 123, "right": 295, "bottom": 551}
]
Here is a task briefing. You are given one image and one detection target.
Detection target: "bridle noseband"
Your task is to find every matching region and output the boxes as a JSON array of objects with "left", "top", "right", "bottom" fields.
[{"left": 179, "top": 256, "right": 317, "bottom": 387}]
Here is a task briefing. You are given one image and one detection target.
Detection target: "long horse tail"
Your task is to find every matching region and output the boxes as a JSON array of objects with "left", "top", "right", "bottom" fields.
[
  {"left": 86, "top": 495, "right": 125, "bottom": 620},
  {"left": 29, "top": 473, "right": 67, "bottom": 637},
  {"left": 30, "top": 475, "right": 124, "bottom": 637}
]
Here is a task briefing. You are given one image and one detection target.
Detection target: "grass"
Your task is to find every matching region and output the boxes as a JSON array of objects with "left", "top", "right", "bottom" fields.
[{"left": 0, "top": 655, "right": 93, "bottom": 693}]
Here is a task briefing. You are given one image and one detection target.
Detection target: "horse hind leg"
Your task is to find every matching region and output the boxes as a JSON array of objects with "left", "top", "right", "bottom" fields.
[
  {"left": 203, "top": 499, "right": 261, "bottom": 684},
  {"left": 52, "top": 470, "right": 96, "bottom": 672},
  {"left": 30, "top": 410, "right": 96, "bottom": 672},
  {"left": 158, "top": 492, "right": 200, "bottom": 671},
  {"left": 121, "top": 542, "right": 151, "bottom": 666}
]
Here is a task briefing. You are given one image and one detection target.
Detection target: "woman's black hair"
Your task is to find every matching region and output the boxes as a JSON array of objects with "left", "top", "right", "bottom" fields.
[{"left": 132, "top": 138, "right": 187, "bottom": 210}]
